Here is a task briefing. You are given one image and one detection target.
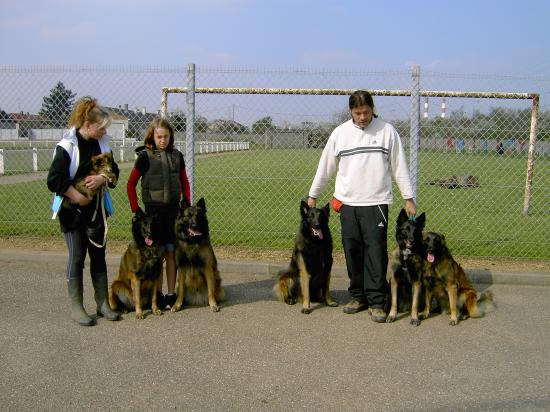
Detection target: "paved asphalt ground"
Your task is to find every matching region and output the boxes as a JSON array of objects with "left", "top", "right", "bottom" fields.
[{"left": 1, "top": 249, "right": 550, "bottom": 412}]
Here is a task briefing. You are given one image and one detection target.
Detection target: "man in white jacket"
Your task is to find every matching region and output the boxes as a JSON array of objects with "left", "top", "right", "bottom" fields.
[{"left": 307, "top": 90, "right": 417, "bottom": 322}]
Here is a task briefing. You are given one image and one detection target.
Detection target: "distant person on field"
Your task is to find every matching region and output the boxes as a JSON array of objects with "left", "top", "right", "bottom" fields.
[
  {"left": 47, "top": 96, "right": 121, "bottom": 326},
  {"left": 127, "top": 117, "right": 190, "bottom": 310},
  {"left": 307, "top": 90, "right": 417, "bottom": 323}
]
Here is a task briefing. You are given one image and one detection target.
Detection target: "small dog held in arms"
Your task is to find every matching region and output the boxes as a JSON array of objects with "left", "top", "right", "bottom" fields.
[
  {"left": 64, "top": 152, "right": 117, "bottom": 207},
  {"left": 274, "top": 200, "right": 338, "bottom": 314},
  {"left": 422, "top": 231, "right": 495, "bottom": 325},
  {"left": 386, "top": 209, "right": 427, "bottom": 326},
  {"left": 108, "top": 208, "right": 164, "bottom": 319},
  {"left": 172, "top": 197, "right": 224, "bottom": 313}
]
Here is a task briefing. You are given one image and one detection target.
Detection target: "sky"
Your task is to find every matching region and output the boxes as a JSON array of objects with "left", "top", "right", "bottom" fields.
[{"left": 1, "top": 0, "right": 550, "bottom": 76}]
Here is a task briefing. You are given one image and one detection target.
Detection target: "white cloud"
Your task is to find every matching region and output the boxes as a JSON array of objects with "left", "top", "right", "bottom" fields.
[
  {"left": 54, "top": 0, "right": 250, "bottom": 9},
  {"left": 39, "top": 23, "right": 97, "bottom": 42},
  {"left": 182, "top": 46, "right": 238, "bottom": 64}
]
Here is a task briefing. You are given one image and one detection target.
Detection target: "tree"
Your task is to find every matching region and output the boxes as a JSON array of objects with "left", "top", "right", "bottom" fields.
[
  {"left": 195, "top": 116, "right": 208, "bottom": 133},
  {"left": 252, "top": 116, "right": 276, "bottom": 134},
  {"left": 169, "top": 111, "right": 186, "bottom": 132},
  {"left": 0, "top": 108, "right": 13, "bottom": 127},
  {"left": 39, "top": 81, "right": 76, "bottom": 128}
]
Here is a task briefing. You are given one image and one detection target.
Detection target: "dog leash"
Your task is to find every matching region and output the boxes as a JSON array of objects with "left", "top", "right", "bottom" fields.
[{"left": 89, "top": 185, "right": 108, "bottom": 248}]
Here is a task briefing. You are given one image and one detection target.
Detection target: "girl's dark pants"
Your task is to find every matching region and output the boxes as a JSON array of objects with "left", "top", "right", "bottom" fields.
[{"left": 340, "top": 204, "right": 389, "bottom": 309}]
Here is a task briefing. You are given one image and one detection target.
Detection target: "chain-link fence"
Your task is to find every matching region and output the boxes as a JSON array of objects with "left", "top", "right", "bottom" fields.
[{"left": 0, "top": 65, "right": 549, "bottom": 259}]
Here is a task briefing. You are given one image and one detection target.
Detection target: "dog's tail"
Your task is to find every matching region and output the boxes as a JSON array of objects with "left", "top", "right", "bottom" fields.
[
  {"left": 273, "top": 268, "right": 300, "bottom": 305},
  {"left": 463, "top": 289, "right": 495, "bottom": 318},
  {"left": 109, "top": 280, "right": 135, "bottom": 311}
]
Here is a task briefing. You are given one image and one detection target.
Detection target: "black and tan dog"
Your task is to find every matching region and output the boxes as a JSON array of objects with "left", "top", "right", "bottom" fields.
[
  {"left": 274, "top": 201, "right": 337, "bottom": 314},
  {"left": 422, "top": 231, "right": 495, "bottom": 325},
  {"left": 108, "top": 208, "right": 163, "bottom": 319},
  {"left": 172, "top": 197, "right": 224, "bottom": 313},
  {"left": 64, "top": 152, "right": 117, "bottom": 207},
  {"left": 386, "top": 208, "right": 426, "bottom": 326}
]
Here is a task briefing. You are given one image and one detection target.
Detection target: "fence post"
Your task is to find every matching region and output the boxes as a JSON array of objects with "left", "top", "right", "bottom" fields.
[
  {"left": 0, "top": 149, "right": 4, "bottom": 175},
  {"left": 32, "top": 147, "right": 38, "bottom": 172},
  {"left": 186, "top": 63, "right": 196, "bottom": 203},
  {"left": 523, "top": 94, "right": 539, "bottom": 215},
  {"left": 409, "top": 65, "right": 421, "bottom": 198}
]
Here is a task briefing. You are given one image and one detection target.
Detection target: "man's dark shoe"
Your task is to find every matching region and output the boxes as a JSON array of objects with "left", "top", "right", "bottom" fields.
[
  {"left": 342, "top": 299, "right": 369, "bottom": 314},
  {"left": 370, "top": 307, "right": 387, "bottom": 323}
]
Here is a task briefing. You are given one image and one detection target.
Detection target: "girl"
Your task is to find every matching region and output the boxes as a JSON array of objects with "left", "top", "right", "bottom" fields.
[
  {"left": 47, "top": 96, "right": 121, "bottom": 326},
  {"left": 127, "top": 117, "right": 190, "bottom": 310}
]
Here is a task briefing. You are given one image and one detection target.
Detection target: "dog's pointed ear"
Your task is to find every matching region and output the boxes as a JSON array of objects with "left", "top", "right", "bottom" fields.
[
  {"left": 416, "top": 212, "right": 426, "bottom": 228},
  {"left": 300, "top": 200, "right": 309, "bottom": 217},
  {"left": 180, "top": 196, "right": 190, "bottom": 210},
  {"left": 322, "top": 202, "right": 330, "bottom": 217},
  {"left": 397, "top": 208, "right": 408, "bottom": 224},
  {"left": 197, "top": 197, "right": 206, "bottom": 211},
  {"left": 133, "top": 207, "right": 143, "bottom": 222}
]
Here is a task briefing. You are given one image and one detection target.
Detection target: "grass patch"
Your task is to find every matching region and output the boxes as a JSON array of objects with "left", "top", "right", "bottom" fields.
[{"left": 0, "top": 148, "right": 548, "bottom": 258}]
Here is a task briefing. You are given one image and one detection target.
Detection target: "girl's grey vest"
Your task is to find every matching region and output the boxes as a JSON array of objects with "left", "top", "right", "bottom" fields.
[{"left": 141, "top": 149, "right": 181, "bottom": 206}]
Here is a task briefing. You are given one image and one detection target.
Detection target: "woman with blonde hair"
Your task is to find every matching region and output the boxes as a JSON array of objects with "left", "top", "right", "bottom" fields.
[{"left": 47, "top": 96, "right": 121, "bottom": 326}]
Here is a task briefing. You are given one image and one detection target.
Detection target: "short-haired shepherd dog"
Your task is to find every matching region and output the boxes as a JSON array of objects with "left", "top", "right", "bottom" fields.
[
  {"left": 172, "top": 197, "right": 224, "bottom": 313},
  {"left": 422, "top": 232, "right": 495, "bottom": 325},
  {"left": 64, "top": 152, "right": 117, "bottom": 207},
  {"left": 108, "top": 207, "right": 164, "bottom": 319},
  {"left": 274, "top": 201, "right": 338, "bottom": 314},
  {"left": 386, "top": 209, "right": 427, "bottom": 326}
]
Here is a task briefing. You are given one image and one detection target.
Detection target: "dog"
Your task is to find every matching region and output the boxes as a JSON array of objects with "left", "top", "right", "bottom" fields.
[
  {"left": 172, "top": 197, "right": 224, "bottom": 312},
  {"left": 386, "top": 208, "right": 426, "bottom": 325},
  {"left": 274, "top": 200, "right": 337, "bottom": 314},
  {"left": 64, "top": 152, "right": 117, "bottom": 207},
  {"left": 422, "top": 232, "right": 495, "bottom": 325},
  {"left": 108, "top": 207, "right": 164, "bottom": 319}
]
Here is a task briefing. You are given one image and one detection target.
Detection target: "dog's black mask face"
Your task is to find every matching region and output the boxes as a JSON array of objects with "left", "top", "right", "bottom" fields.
[
  {"left": 423, "top": 232, "right": 446, "bottom": 263},
  {"left": 132, "top": 207, "right": 155, "bottom": 247},
  {"left": 300, "top": 200, "right": 330, "bottom": 240},
  {"left": 176, "top": 197, "right": 209, "bottom": 241},
  {"left": 395, "top": 209, "right": 426, "bottom": 252}
]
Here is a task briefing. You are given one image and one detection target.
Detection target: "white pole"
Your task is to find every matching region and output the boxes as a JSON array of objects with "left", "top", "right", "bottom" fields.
[
  {"left": 32, "top": 148, "right": 38, "bottom": 172},
  {"left": 423, "top": 97, "right": 429, "bottom": 119}
]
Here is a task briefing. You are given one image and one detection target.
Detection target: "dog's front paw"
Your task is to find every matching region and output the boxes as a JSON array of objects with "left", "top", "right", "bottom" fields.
[
  {"left": 301, "top": 307, "right": 312, "bottom": 314},
  {"left": 135, "top": 311, "right": 146, "bottom": 319},
  {"left": 171, "top": 304, "right": 182, "bottom": 313},
  {"left": 152, "top": 308, "right": 163, "bottom": 316},
  {"left": 449, "top": 318, "right": 458, "bottom": 326},
  {"left": 410, "top": 318, "right": 421, "bottom": 326},
  {"left": 420, "top": 310, "right": 430, "bottom": 320},
  {"left": 325, "top": 300, "right": 339, "bottom": 307},
  {"left": 386, "top": 313, "right": 397, "bottom": 323},
  {"left": 210, "top": 305, "right": 220, "bottom": 312},
  {"left": 285, "top": 298, "right": 296, "bottom": 305}
]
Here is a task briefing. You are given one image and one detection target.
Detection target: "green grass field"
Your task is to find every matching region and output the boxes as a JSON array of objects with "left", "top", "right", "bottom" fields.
[{"left": 0, "top": 148, "right": 548, "bottom": 258}]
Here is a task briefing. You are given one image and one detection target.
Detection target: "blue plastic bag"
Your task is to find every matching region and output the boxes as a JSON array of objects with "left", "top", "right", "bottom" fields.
[
  {"left": 103, "top": 190, "right": 115, "bottom": 216},
  {"left": 51, "top": 194, "right": 63, "bottom": 219}
]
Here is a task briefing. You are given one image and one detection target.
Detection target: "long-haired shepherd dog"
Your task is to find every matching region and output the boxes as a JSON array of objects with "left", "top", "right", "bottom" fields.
[
  {"left": 274, "top": 200, "right": 338, "bottom": 314},
  {"left": 108, "top": 207, "right": 163, "bottom": 319},
  {"left": 386, "top": 209, "right": 426, "bottom": 325},
  {"left": 172, "top": 197, "right": 224, "bottom": 313},
  {"left": 422, "top": 232, "right": 495, "bottom": 325},
  {"left": 64, "top": 152, "right": 117, "bottom": 207}
]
